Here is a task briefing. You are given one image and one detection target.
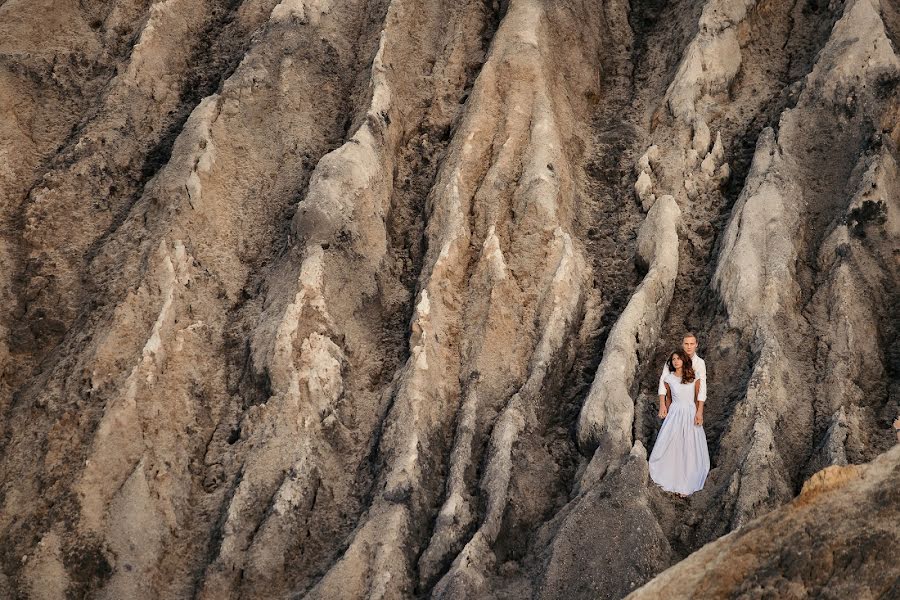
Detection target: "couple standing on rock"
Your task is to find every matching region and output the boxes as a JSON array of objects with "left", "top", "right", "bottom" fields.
[{"left": 648, "top": 333, "right": 710, "bottom": 497}]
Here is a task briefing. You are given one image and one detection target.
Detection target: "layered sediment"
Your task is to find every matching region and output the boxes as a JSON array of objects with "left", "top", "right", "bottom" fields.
[{"left": 0, "top": 0, "right": 897, "bottom": 598}]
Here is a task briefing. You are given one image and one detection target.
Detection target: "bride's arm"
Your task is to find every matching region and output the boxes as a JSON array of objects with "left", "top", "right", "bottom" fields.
[
  {"left": 694, "top": 380, "right": 704, "bottom": 425},
  {"left": 658, "top": 383, "right": 670, "bottom": 418}
]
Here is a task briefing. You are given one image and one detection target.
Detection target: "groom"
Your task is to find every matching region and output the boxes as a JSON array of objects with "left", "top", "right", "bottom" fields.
[{"left": 658, "top": 332, "right": 707, "bottom": 426}]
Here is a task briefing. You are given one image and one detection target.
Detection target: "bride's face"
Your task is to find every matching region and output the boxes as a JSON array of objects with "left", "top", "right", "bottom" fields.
[{"left": 671, "top": 354, "right": 683, "bottom": 369}]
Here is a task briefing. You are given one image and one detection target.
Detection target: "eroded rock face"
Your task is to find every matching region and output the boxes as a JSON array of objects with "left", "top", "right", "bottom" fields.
[
  {"left": 0, "top": 0, "right": 897, "bottom": 598},
  {"left": 626, "top": 444, "right": 900, "bottom": 600}
]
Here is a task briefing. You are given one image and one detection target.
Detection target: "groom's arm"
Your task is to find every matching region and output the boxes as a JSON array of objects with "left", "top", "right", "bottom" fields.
[
  {"left": 696, "top": 359, "right": 707, "bottom": 403},
  {"left": 658, "top": 362, "right": 670, "bottom": 410},
  {"left": 694, "top": 380, "right": 704, "bottom": 425},
  {"left": 657, "top": 362, "right": 670, "bottom": 396}
]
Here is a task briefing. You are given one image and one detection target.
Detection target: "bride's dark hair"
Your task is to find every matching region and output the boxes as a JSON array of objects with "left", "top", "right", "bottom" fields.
[{"left": 667, "top": 349, "right": 695, "bottom": 383}]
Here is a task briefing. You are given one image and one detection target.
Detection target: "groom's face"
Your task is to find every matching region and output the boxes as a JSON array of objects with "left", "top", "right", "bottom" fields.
[{"left": 682, "top": 336, "right": 697, "bottom": 357}]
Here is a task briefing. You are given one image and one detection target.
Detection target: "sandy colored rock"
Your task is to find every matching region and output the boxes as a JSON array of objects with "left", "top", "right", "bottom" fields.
[
  {"left": 627, "top": 445, "right": 900, "bottom": 600},
  {"left": 0, "top": 0, "right": 897, "bottom": 598}
]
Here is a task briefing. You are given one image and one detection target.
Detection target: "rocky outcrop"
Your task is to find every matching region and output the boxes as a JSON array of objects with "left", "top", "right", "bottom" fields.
[
  {"left": 627, "top": 444, "right": 900, "bottom": 599},
  {"left": 707, "top": 0, "right": 900, "bottom": 533},
  {"left": 0, "top": 0, "right": 897, "bottom": 598}
]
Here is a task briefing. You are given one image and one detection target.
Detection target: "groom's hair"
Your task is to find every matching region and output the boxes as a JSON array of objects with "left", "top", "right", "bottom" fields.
[{"left": 683, "top": 332, "right": 697, "bottom": 342}]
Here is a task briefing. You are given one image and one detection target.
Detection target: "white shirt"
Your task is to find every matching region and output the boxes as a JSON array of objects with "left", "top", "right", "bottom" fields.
[{"left": 658, "top": 354, "right": 706, "bottom": 403}]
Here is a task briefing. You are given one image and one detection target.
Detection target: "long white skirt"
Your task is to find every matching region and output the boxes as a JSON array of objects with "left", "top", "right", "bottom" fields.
[{"left": 648, "top": 400, "right": 710, "bottom": 495}]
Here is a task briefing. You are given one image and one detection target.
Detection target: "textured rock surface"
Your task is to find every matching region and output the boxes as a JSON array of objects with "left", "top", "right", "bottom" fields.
[
  {"left": 0, "top": 0, "right": 897, "bottom": 598},
  {"left": 626, "top": 444, "right": 900, "bottom": 600}
]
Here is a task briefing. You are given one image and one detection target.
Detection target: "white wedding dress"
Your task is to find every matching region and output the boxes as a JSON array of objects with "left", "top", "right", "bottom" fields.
[{"left": 649, "top": 371, "right": 710, "bottom": 495}]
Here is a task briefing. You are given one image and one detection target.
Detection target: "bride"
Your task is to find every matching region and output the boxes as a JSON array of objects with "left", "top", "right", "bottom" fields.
[{"left": 649, "top": 349, "right": 710, "bottom": 496}]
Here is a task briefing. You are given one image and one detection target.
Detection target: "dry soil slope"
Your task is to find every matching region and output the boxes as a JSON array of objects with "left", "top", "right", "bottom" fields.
[{"left": 0, "top": 0, "right": 897, "bottom": 599}]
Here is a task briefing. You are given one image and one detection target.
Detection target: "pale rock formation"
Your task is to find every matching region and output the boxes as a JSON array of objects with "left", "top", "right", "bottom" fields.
[
  {"left": 711, "top": 0, "right": 899, "bottom": 529},
  {"left": 0, "top": 0, "right": 897, "bottom": 597},
  {"left": 576, "top": 195, "right": 680, "bottom": 466}
]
